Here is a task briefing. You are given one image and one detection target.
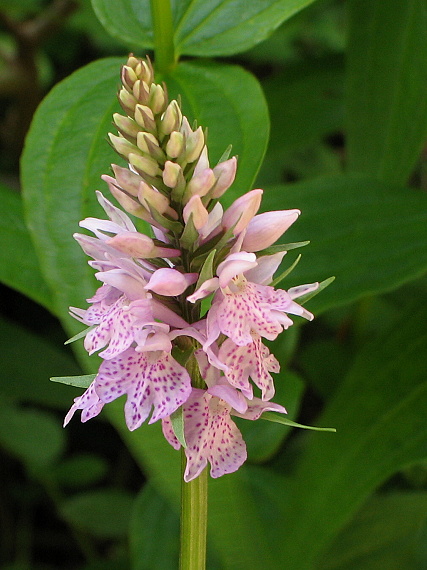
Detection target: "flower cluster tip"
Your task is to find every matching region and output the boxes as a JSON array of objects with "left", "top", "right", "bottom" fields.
[{"left": 65, "top": 55, "right": 318, "bottom": 482}]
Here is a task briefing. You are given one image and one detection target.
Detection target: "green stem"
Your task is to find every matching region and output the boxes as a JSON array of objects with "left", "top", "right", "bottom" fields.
[
  {"left": 180, "top": 452, "right": 208, "bottom": 570},
  {"left": 150, "top": 0, "right": 176, "bottom": 73}
]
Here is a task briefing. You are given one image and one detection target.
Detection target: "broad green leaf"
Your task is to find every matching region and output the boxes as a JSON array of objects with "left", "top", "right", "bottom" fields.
[
  {"left": 258, "top": 53, "right": 344, "bottom": 184},
  {"left": 261, "top": 174, "right": 427, "bottom": 314},
  {"left": 60, "top": 488, "right": 135, "bottom": 538},
  {"left": 174, "top": 0, "right": 322, "bottom": 57},
  {"left": 0, "top": 403, "right": 65, "bottom": 471},
  {"left": 236, "top": 370, "right": 304, "bottom": 462},
  {"left": 0, "top": 183, "right": 53, "bottom": 312},
  {"left": 53, "top": 453, "right": 109, "bottom": 489},
  {"left": 22, "top": 57, "right": 125, "bottom": 331},
  {"left": 130, "top": 482, "right": 222, "bottom": 570},
  {"left": 91, "top": 0, "right": 321, "bottom": 56},
  {"left": 0, "top": 315, "right": 82, "bottom": 409},
  {"left": 319, "top": 492, "right": 427, "bottom": 570},
  {"left": 346, "top": 0, "right": 427, "bottom": 184},
  {"left": 130, "top": 483, "right": 180, "bottom": 570},
  {"left": 208, "top": 466, "right": 291, "bottom": 569},
  {"left": 275, "top": 303, "right": 427, "bottom": 568},
  {"left": 165, "top": 60, "right": 269, "bottom": 198}
]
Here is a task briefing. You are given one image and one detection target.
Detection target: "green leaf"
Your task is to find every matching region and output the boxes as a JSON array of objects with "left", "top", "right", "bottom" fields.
[
  {"left": 53, "top": 453, "right": 109, "bottom": 489},
  {"left": 91, "top": 0, "right": 320, "bottom": 56},
  {"left": 64, "top": 325, "right": 95, "bottom": 345},
  {"left": 194, "top": 249, "right": 216, "bottom": 289},
  {"left": 258, "top": 53, "right": 344, "bottom": 184},
  {"left": 236, "top": 370, "right": 304, "bottom": 462},
  {"left": 21, "top": 57, "right": 125, "bottom": 331},
  {"left": 60, "top": 488, "right": 135, "bottom": 538},
  {"left": 0, "top": 403, "right": 65, "bottom": 471},
  {"left": 261, "top": 412, "right": 336, "bottom": 432},
  {"left": 297, "top": 276, "right": 335, "bottom": 305},
  {"left": 319, "top": 492, "right": 427, "bottom": 570},
  {"left": 261, "top": 174, "right": 427, "bottom": 314},
  {"left": 346, "top": 0, "right": 427, "bottom": 184},
  {"left": 165, "top": 60, "right": 269, "bottom": 199},
  {"left": 130, "top": 483, "right": 180, "bottom": 570},
  {"left": 0, "top": 315, "right": 82, "bottom": 409},
  {"left": 170, "top": 407, "right": 186, "bottom": 448},
  {"left": 257, "top": 241, "right": 310, "bottom": 256},
  {"left": 0, "top": 183, "right": 53, "bottom": 312},
  {"left": 174, "top": 0, "right": 321, "bottom": 57},
  {"left": 270, "top": 253, "right": 301, "bottom": 287},
  {"left": 50, "top": 374, "right": 96, "bottom": 389},
  {"left": 275, "top": 303, "right": 427, "bottom": 568}
]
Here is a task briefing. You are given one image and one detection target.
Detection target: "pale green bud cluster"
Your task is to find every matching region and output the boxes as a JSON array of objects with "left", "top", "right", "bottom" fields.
[{"left": 107, "top": 55, "right": 237, "bottom": 225}]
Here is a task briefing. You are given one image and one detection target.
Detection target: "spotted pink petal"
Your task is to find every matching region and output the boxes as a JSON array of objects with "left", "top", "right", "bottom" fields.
[
  {"left": 215, "top": 283, "right": 285, "bottom": 346},
  {"left": 83, "top": 297, "right": 153, "bottom": 359},
  {"left": 218, "top": 335, "right": 280, "bottom": 400},
  {"left": 95, "top": 347, "right": 192, "bottom": 430},
  {"left": 63, "top": 382, "right": 104, "bottom": 426},
  {"left": 162, "top": 416, "right": 180, "bottom": 450},
  {"left": 180, "top": 389, "right": 247, "bottom": 482}
]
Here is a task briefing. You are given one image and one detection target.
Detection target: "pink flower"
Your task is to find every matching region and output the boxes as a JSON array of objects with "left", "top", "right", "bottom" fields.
[
  {"left": 162, "top": 355, "right": 286, "bottom": 481},
  {"left": 188, "top": 251, "right": 318, "bottom": 347},
  {"left": 218, "top": 333, "right": 280, "bottom": 400},
  {"left": 65, "top": 327, "right": 192, "bottom": 430},
  {"left": 241, "top": 209, "right": 300, "bottom": 253},
  {"left": 63, "top": 382, "right": 104, "bottom": 427}
]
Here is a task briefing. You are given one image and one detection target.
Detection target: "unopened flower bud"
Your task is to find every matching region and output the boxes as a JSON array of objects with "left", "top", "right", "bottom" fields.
[
  {"left": 134, "top": 105, "right": 156, "bottom": 133},
  {"left": 163, "top": 161, "right": 182, "bottom": 188},
  {"left": 108, "top": 133, "right": 139, "bottom": 160},
  {"left": 138, "top": 180, "right": 171, "bottom": 215},
  {"left": 129, "top": 153, "right": 161, "bottom": 178},
  {"left": 121, "top": 65, "right": 138, "bottom": 91},
  {"left": 144, "top": 268, "right": 198, "bottom": 296},
  {"left": 119, "top": 87, "right": 137, "bottom": 114},
  {"left": 193, "top": 146, "right": 209, "bottom": 177},
  {"left": 107, "top": 232, "right": 180, "bottom": 259},
  {"left": 185, "top": 168, "right": 216, "bottom": 200},
  {"left": 166, "top": 131, "right": 184, "bottom": 158},
  {"left": 241, "top": 210, "right": 300, "bottom": 252},
  {"left": 212, "top": 156, "right": 237, "bottom": 198},
  {"left": 137, "top": 133, "right": 165, "bottom": 163},
  {"left": 149, "top": 83, "right": 166, "bottom": 114},
  {"left": 185, "top": 126, "right": 204, "bottom": 163},
  {"left": 102, "top": 176, "right": 148, "bottom": 219},
  {"left": 222, "top": 189, "right": 263, "bottom": 235},
  {"left": 132, "top": 80, "right": 150, "bottom": 105},
  {"left": 136, "top": 132, "right": 160, "bottom": 154},
  {"left": 160, "top": 101, "right": 182, "bottom": 137},
  {"left": 113, "top": 114, "right": 140, "bottom": 141},
  {"left": 183, "top": 195, "right": 209, "bottom": 230},
  {"left": 109, "top": 165, "right": 142, "bottom": 197},
  {"left": 126, "top": 55, "right": 140, "bottom": 71}
]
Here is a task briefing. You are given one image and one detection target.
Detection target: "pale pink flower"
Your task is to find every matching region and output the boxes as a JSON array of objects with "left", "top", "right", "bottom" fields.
[
  {"left": 188, "top": 251, "right": 318, "bottom": 347},
  {"left": 162, "top": 355, "right": 286, "bottom": 481},
  {"left": 241, "top": 209, "right": 300, "bottom": 253},
  {"left": 63, "top": 382, "right": 104, "bottom": 427},
  {"left": 218, "top": 333, "right": 280, "bottom": 400},
  {"left": 65, "top": 327, "right": 192, "bottom": 430}
]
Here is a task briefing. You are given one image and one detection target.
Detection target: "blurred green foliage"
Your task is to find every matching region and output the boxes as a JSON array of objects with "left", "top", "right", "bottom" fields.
[{"left": 1, "top": 0, "right": 427, "bottom": 568}]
